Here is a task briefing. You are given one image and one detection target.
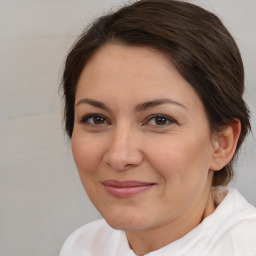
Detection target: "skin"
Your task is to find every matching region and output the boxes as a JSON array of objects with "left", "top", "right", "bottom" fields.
[{"left": 72, "top": 44, "right": 239, "bottom": 255}]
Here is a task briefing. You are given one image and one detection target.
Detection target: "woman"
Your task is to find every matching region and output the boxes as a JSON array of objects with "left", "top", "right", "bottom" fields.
[{"left": 60, "top": 0, "right": 256, "bottom": 255}]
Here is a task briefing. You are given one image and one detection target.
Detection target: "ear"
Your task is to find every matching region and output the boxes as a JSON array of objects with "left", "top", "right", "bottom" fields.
[{"left": 210, "top": 119, "right": 241, "bottom": 171}]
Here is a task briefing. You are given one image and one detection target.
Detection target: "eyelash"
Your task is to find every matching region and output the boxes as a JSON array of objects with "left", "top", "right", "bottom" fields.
[
  {"left": 79, "top": 114, "right": 176, "bottom": 127},
  {"left": 145, "top": 114, "right": 176, "bottom": 127},
  {"left": 80, "top": 114, "right": 110, "bottom": 126}
]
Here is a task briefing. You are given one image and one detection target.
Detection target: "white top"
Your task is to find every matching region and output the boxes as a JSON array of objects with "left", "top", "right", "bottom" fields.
[{"left": 60, "top": 189, "right": 256, "bottom": 256}]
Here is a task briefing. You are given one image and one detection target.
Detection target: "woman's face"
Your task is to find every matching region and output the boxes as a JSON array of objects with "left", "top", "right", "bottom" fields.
[{"left": 72, "top": 44, "right": 218, "bottom": 231}]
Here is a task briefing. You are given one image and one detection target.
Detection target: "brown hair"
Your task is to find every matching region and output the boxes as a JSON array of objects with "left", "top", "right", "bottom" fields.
[{"left": 61, "top": 0, "right": 251, "bottom": 187}]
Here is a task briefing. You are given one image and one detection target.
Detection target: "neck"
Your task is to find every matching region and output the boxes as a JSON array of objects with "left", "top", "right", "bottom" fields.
[{"left": 125, "top": 187, "right": 216, "bottom": 256}]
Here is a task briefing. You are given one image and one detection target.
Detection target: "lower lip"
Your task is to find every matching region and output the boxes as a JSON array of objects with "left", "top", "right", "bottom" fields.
[{"left": 103, "top": 184, "right": 154, "bottom": 199}]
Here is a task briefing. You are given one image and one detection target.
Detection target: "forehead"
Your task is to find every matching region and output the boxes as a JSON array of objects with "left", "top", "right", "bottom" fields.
[
  {"left": 75, "top": 43, "right": 203, "bottom": 111},
  {"left": 79, "top": 43, "right": 177, "bottom": 83}
]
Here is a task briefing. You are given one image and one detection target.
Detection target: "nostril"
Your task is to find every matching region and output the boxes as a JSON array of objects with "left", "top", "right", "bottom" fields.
[
  {"left": 103, "top": 150, "right": 143, "bottom": 171},
  {"left": 123, "top": 163, "right": 136, "bottom": 169},
  {"left": 102, "top": 133, "right": 144, "bottom": 171}
]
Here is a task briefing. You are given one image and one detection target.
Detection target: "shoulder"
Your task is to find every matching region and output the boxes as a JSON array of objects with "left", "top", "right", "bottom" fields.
[
  {"left": 61, "top": 218, "right": 110, "bottom": 244},
  {"left": 207, "top": 189, "right": 256, "bottom": 255},
  {"left": 59, "top": 219, "right": 125, "bottom": 256},
  {"left": 216, "top": 188, "right": 256, "bottom": 221}
]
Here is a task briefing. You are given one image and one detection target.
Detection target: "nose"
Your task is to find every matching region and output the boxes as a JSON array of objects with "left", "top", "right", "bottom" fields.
[{"left": 103, "top": 126, "right": 144, "bottom": 171}]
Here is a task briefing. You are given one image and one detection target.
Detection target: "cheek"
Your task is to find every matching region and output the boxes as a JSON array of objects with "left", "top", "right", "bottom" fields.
[
  {"left": 145, "top": 137, "right": 189, "bottom": 169},
  {"left": 144, "top": 135, "right": 212, "bottom": 183},
  {"left": 71, "top": 133, "right": 103, "bottom": 176},
  {"left": 144, "top": 140, "right": 187, "bottom": 192}
]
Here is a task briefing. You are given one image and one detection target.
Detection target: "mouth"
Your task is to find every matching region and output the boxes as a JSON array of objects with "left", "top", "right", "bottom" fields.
[{"left": 101, "top": 180, "right": 156, "bottom": 199}]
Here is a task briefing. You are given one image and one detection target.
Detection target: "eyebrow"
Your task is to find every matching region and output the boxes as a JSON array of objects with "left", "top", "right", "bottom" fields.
[
  {"left": 76, "top": 98, "right": 110, "bottom": 111},
  {"left": 75, "top": 98, "right": 186, "bottom": 112},
  {"left": 135, "top": 98, "right": 187, "bottom": 112}
]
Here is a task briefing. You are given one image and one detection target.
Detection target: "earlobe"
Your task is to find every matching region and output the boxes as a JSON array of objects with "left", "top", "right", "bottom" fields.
[{"left": 210, "top": 120, "right": 241, "bottom": 171}]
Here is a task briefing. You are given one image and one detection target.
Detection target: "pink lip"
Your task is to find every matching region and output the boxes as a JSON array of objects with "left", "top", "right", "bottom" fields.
[{"left": 102, "top": 180, "right": 155, "bottom": 199}]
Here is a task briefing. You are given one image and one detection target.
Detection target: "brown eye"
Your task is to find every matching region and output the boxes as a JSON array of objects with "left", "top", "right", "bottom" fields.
[
  {"left": 155, "top": 116, "right": 168, "bottom": 125},
  {"left": 146, "top": 114, "right": 175, "bottom": 126},
  {"left": 80, "top": 114, "right": 109, "bottom": 125},
  {"left": 93, "top": 115, "right": 105, "bottom": 124}
]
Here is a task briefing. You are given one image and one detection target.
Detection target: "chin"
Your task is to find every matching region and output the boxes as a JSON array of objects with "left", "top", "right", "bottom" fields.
[
  {"left": 101, "top": 207, "right": 153, "bottom": 231},
  {"left": 106, "top": 218, "right": 146, "bottom": 231}
]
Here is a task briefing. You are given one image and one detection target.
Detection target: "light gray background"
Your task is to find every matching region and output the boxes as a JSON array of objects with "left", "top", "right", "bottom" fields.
[{"left": 0, "top": 1, "right": 255, "bottom": 255}]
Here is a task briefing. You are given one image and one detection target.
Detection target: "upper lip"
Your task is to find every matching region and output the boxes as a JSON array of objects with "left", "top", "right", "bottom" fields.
[{"left": 102, "top": 180, "right": 155, "bottom": 188}]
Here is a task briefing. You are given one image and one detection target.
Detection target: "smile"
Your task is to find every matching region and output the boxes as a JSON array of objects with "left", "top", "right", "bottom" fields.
[{"left": 102, "top": 180, "right": 155, "bottom": 199}]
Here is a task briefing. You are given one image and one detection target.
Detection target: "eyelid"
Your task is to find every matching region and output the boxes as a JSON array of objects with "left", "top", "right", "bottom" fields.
[
  {"left": 144, "top": 114, "right": 176, "bottom": 126},
  {"left": 78, "top": 113, "right": 176, "bottom": 128},
  {"left": 79, "top": 113, "right": 110, "bottom": 125}
]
